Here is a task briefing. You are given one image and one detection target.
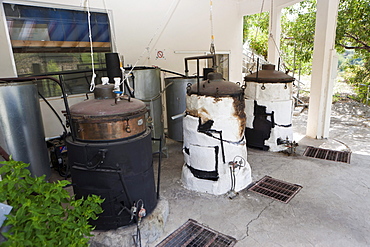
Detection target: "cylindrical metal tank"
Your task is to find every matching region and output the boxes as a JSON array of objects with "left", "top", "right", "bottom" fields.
[
  {"left": 127, "top": 67, "right": 165, "bottom": 154},
  {"left": 66, "top": 84, "right": 157, "bottom": 230},
  {"left": 182, "top": 72, "right": 252, "bottom": 195},
  {"left": 244, "top": 64, "right": 295, "bottom": 152},
  {"left": 164, "top": 76, "right": 197, "bottom": 142},
  {"left": 0, "top": 81, "right": 50, "bottom": 178}
]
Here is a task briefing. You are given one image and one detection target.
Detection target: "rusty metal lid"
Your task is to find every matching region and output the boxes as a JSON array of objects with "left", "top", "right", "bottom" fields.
[
  {"left": 94, "top": 84, "right": 116, "bottom": 99},
  {"left": 244, "top": 64, "right": 294, "bottom": 83},
  {"left": 187, "top": 72, "right": 243, "bottom": 97},
  {"left": 70, "top": 96, "right": 146, "bottom": 118}
]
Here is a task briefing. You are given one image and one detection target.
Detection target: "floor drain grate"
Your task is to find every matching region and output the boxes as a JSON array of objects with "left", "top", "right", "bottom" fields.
[
  {"left": 303, "top": 146, "right": 351, "bottom": 163},
  {"left": 156, "top": 219, "right": 237, "bottom": 247},
  {"left": 248, "top": 176, "right": 302, "bottom": 203}
]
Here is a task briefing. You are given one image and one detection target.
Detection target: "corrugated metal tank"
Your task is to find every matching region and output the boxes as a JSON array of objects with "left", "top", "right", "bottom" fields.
[
  {"left": 0, "top": 81, "right": 50, "bottom": 178},
  {"left": 182, "top": 72, "right": 252, "bottom": 195},
  {"left": 127, "top": 67, "right": 166, "bottom": 153},
  {"left": 164, "top": 76, "right": 197, "bottom": 142}
]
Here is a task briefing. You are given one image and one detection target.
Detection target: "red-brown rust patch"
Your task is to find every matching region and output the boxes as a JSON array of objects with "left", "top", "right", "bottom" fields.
[
  {"left": 186, "top": 108, "right": 211, "bottom": 123},
  {"left": 232, "top": 96, "right": 246, "bottom": 137}
]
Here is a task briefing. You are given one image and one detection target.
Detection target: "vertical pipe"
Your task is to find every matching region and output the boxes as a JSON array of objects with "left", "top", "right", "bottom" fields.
[
  {"left": 197, "top": 58, "right": 200, "bottom": 94},
  {"left": 59, "top": 75, "right": 75, "bottom": 141},
  {"left": 156, "top": 136, "right": 162, "bottom": 199},
  {"left": 185, "top": 58, "right": 189, "bottom": 77}
]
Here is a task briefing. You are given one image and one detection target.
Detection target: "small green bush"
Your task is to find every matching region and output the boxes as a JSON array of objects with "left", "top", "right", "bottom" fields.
[{"left": 0, "top": 160, "right": 104, "bottom": 246}]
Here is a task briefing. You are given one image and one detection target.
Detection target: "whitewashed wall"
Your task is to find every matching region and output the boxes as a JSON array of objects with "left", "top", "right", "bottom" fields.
[{"left": 0, "top": 0, "right": 244, "bottom": 81}]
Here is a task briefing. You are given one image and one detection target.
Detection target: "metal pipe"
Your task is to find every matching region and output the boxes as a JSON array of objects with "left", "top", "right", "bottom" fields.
[
  {"left": 171, "top": 112, "right": 186, "bottom": 120},
  {"left": 184, "top": 55, "right": 215, "bottom": 75},
  {"left": 160, "top": 69, "right": 185, "bottom": 77},
  {"left": 157, "top": 136, "right": 162, "bottom": 200},
  {"left": 197, "top": 58, "right": 200, "bottom": 94},
  {"left": 0, "top": 76, "right": 74, "bottom": 140},
  {"left": 38, "top": 91, "right": 67, "bottom": 134},
  {"left": 58, "top": 75, "right": 75, "bottom": 140},
  {"left": 19, "top": 68, "right": 106, "bottom": 77},
  {"left": 151, "top": 137, "right": 162, "bottom": 200}
]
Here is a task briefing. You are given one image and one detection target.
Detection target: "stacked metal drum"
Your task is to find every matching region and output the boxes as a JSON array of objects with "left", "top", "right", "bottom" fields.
[
  {"left": 244, "top": 64, "right": 295, "bottom": 151},
  {"left": 127, "top": 67, "right": 165, "bottom": 153},
  {"left": 0, "top": 81, "right": 50, "bottom": 178},
  {"left": 182, "top": 72, "right": 252, "bottom": 195},
  {"left": 164, "top": 76, "right": 197, "bottom": 142},
  {"left": 66, "top": 84, "right": 157, "bottom": 230}
]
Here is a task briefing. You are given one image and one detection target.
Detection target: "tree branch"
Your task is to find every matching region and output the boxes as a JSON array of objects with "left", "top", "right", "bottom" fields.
[
  {"left": 344, "top": 32, "right": 370, "bottom": 50},
  {"left": 338, "top": 43, "right": 370, "bottom": 51}
]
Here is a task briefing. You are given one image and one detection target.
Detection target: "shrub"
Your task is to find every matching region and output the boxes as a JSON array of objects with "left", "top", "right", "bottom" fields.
[{"left": 0, "top": 160, "right": 104, "bottom": 246}]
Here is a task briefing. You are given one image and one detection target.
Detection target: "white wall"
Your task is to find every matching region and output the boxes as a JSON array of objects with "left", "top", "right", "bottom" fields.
[
  {"left": 0, "top": 0, "right": 244, "bottom": 81},
  {"left": 0, "top": 1, "right": 16, "bottom": 77}
]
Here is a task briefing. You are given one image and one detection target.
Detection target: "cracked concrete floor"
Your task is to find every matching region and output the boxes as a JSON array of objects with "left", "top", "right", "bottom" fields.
[{"left": 151, "top": 107, "right": 370, "bottom": 247}]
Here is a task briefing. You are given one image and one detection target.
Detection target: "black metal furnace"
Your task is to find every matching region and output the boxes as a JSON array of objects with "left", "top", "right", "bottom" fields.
[{"left": 66, "top": 84, "right": 157, "bottom": 230}]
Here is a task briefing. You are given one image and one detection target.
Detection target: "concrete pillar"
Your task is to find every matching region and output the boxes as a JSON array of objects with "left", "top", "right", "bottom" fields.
[
  {"left": 267, "top": 3, "right": 282, "bottom": 67},
  {"left": 306, "top": 0, "right": 339, "bottom": 139},
  {"left": 0, "top": 5, "right": 17, "bottom": 77}
]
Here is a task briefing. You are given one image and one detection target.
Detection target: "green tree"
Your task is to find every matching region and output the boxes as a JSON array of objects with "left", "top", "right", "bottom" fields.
[
  {"left": 243, "top": 0, "right": 370, "bottom": 104},
  {"left": 243, "top": 12, "right": 269, "bottom": 58}
]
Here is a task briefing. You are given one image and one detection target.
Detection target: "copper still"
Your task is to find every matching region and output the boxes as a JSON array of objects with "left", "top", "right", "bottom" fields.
[
  {"left": 66, "top": 83, "right": 157, "bottom": 230},
  {"left": 244, "top": 64, "right": 295, "bottom": 151},
  {"left": 182, "top": 72, "right": 252, "bottom": 195}
]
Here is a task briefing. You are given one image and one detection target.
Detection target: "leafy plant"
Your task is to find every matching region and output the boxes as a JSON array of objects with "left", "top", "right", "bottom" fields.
[
  {"left": 0, "top": 160, "right": 104, "bottom": 246},
  {"left": 243, "top": 0, "right": 370, "bottom": 104}
]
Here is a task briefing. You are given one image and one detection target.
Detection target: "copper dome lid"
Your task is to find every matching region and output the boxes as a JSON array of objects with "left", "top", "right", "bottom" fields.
[
  {"left": 187, "top": 72, "right": 243, "bottom": 97},
  {"left": 244, "top": 64, "right": 294, "bottom": 83}
]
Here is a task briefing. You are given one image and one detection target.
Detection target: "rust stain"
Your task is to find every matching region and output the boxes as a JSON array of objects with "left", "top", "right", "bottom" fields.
[
  {"left": 232, "top": 95, "right": 246, "bottom": 137},
  {"left": 186, "top": 107, "right": 211, "bottom": 123}
]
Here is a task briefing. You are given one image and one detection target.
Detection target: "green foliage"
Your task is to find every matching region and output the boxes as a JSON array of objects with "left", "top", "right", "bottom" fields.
[
  {"left": 243, "top": 13, "right": 269, "bottom": 58},
  {"left": 336, "top": 0, "right": 370, "bottom": 56},
  {"left": 243, "top": 0, "right": 370, "bottom": 103},
  {"left": 343, "top": 59, "right": 370, "bottom": 105},
  {"left": 0, "top": 160, "right": 104, "bottom": 247},
  {"left": 280, "top": 0, "right": 316, "bottom": 74},
  {"left": 46, "top": 59, "right": 59, "bottom": 73}
]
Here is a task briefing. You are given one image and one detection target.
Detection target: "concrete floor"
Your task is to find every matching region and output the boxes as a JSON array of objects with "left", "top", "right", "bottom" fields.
[{"left": 149, "top": 108, "right": 370, "bottom": 247}]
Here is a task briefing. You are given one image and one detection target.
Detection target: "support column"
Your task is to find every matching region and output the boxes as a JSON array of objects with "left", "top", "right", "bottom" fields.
[
  {"left": 267, "top": 3, "right": 282, "bottom": 67},
  {"left": 306, "top": 0, "right": 339, "bottom": 139}
]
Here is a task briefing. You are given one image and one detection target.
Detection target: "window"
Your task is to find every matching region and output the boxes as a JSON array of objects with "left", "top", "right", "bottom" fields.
[{"left": 3, "top": 3, "right": 111, "bottom": 97}]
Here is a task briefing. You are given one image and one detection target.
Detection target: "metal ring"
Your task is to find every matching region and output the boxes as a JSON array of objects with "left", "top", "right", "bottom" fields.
[
  {"left": 261, "top": 84, "right": 266, "bottom": 90},
  {"left": 284, "top": 83, "right": 287, "bottom": 89}
]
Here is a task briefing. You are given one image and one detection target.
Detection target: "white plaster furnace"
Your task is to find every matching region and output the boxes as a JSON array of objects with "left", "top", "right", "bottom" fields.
[
  {"left": 244, "top": 64, "right": 295, "bottom": 152},
  {"left": 182, "top": 72, "right": 252, "bottom": 196}
]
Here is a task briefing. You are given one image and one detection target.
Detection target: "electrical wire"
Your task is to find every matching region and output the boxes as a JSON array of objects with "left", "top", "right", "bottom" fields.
[
  {"left": 102, "top": 0, "right": 117, "bottom": 52},
  {"left": 38, "top": 92, "right": 67, "bottom": 134},
  {"left": 209, "top": 0, "right": 215, "bottom": 55},
  {"left": 85, "top": 0, "right": 96, "bottom": 92},
  {"left": 120, "top": 0, "right": 181, "bottom": 86}
]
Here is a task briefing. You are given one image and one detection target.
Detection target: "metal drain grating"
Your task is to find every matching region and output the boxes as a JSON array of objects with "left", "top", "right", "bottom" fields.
[
  {"left": 248, "top": 176, "right": 302, "bottom": 203},
  {"left": 156, "top": 219, "right": 237, "bottom": 247},
  {"left": 303, "top": 146, "right": 351, "bottom": 163}
]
